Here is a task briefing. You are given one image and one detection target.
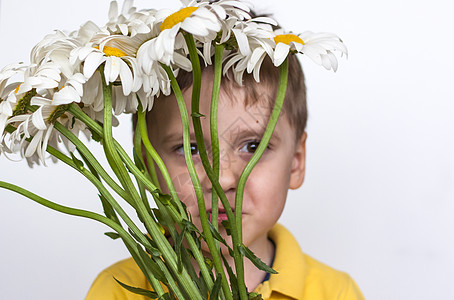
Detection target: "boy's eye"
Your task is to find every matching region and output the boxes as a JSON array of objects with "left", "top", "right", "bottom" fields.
[
  {"left": 239, "top": 140, "right": 261, "bottom": 154},
  {"left": 175, "top": 143, "right": 199, "bottom": 156}
]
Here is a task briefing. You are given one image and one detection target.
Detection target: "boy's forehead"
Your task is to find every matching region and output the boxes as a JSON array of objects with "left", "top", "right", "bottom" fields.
[{"left": 149, "top": 69, "right": 283, "bottom": 133}]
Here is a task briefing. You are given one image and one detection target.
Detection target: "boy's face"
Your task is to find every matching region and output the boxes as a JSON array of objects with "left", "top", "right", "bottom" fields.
[{"left": 148, "top": 71, "right": 306, "bottom": 252}]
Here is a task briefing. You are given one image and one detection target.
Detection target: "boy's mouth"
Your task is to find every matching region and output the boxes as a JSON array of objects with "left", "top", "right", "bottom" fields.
[{"left": 208, "top": 208, "right": 232, "bottom": 223}]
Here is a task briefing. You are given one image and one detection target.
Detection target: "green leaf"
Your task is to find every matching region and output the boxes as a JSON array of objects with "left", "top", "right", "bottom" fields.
[
  {"left": 210, "top": 274, "right": 222, "bottom": 300},
  {"left": 136, "top": 244, "right": 167, "bottom": 283},
  {"left": 159, "top": 193, "right": 172, "bottom": 205},
  {"left": 156, "top": 193, "right": 181, "bottom": 215},
  {"left": 181, "top": 219, "right": 203, "bottom": 250},
  {"left": 158, "top": 293, "right": 172, "bottom": 300},
  {"left": 194, "top": 270, "right": 209, "bottom": 300},
  {"left": 174, "top": 226, "right": 187, "bottom": 273},
  {"left": 221, "top": 251, "right": 239, "bottom": 300},
  {"left": 132, "top": 148, "right": 147, "bottom": 173},
  {"left": 151, "top": 208, "right": 176, "bottom": 240},
  {"left": 144, "top": 244, "right": 161, "bottom": 258},
  {"left": 88, "top": 126, "right": 102, "bottom": 142},
  {"left": 208, "top": 222, "right": 229, "bottom": 247},
  {"left": 221, "top": 220, "right": 232, "bottom": 236},
  {"left": 78, "top": 149, "right": 99, "bottom": 179},
  {"left": 104, "top": 232, "right": 120, "bottom": 240},
  {"left": 182, "top": 219, "right": 201, "bottom": 235},
  {"left": 248, "top": 292, "right": 263, "bottom": 300},
  {"left": 127, "top": 228, "right": 160, "bottom": 257},
  {"left": 150, "top": 189, "right": 161, "bottom": 195},
  {"left": 180, "top": 250, "right": 202, "bottom": 295},
  {"left": 191, "top": 112, "right": 205, "bottom": 118},
  {"left": 238, "top": 244, "right": 277, "bottom": 275},
  {"left": 145, "top": 233, "right": 159, "bottom": 249},
  {"left": 70, "top": 152, "right": 84, "bottom": 171},
  {"left": 98, "top": 194, "right": 119, "bottom": 223},
  {"left": 114, "top": 277, "right": 159, "bottom": 299}
]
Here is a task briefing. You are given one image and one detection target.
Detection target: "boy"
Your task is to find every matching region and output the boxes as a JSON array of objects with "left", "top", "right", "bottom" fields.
[{"left": 86, "top": 55, "right": 364, "bottom": 299}]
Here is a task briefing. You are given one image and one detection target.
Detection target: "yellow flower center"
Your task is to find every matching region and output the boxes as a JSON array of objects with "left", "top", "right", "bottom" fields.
[
  {"left": 274, "top": 34, "right": 305, "bottom": 45},
  {"left": 14, "top": 83, "right": 22, "bottom": 94},
  {"left": 160, "top": 7, "right": 199, "bottom": 31},
  {"left": 101, "top": 46, "right": 128, "bottom": 57}
]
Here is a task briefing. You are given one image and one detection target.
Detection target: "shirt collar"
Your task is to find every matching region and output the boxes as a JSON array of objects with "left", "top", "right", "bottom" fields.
[{"left": 254, "top": 224, "right": 307, "bottom": 299}]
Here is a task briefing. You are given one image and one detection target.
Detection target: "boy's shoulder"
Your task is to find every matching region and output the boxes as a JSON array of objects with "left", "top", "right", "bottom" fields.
[
  {"left": 86, "top": 257, "right": 151, "bottom": 300},
  {"left": 255, "top": 223, "right": 364, "bottom": 300}
]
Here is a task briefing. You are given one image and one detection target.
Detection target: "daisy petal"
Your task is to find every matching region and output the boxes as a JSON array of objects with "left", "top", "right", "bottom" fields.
[
  {"left": 273, "top": 43, "right": 290, "bottom": 67},
  {"left": 84, "top": 52, "right": 105, "bottom": 78},
  {"left": 119, "top": 60, "right": 133, "bottom": 95},
  {"left": 25, "top": 130, "right": 44, "bottom": 157},
  {"left": 232, "top": 28, "right": 251, "bottom": 56}
]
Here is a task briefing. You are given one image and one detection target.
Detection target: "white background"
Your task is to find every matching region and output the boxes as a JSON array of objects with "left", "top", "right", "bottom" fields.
[{"left": 1, "top": 0, "right": 453, "bottom": 299}]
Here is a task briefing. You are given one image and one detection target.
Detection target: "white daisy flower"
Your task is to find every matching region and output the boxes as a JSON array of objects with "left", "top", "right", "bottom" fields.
[
  {"left": 72, "top": 36, "right": 139, "bottom": 96},
  {"left": 222, "top": 17, "right": 276, "bottom": 84},
  {"left": 28, "top": 28, "right": 92, "bottom": 80},
  {"left": 2, "top": 93, "right": 88, "bottom": 165},
  {"left": 106, "top": 0, "right": 158, "bottom": 37},
  {"left": 273, "top": 31, "right": 348, "bottom": 71},
  {"left": 149, "top": 0, "right": 250, "bottom": 66},
  {"left": 154, "top": 0, "right": 252, "bottom": 64},
  {"left": 0, "top": 63, "right": 28, "bottom": 133},
  {"left": 136, "top": 36, "right": 189, "bottom": 90},
  {"left": 16, "top": 61, "right": 62, "bottom": 95},
  {"left": 0, "top": 83, "right": 29, "bottom": 137},
  {"left": 0, "top": 63, "right": 27, "bottom": 91}
]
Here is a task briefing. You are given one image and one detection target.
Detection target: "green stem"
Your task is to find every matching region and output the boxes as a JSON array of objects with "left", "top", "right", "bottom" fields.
[
  {"left": 50, "top": 127, "right": 167, "bottom": 297},
  {"left": 234, "top": 58, "right": 289, "bottom": 244},
  {"left": 99, "top": 71, "right": 201, "bottom": 300},
  {"left": 133, "top": 124, "right": 154, "bottom": 215},
  {"left": 0, "top": 180, "right": 165, "bottom": 297},
  {"left": 154, "top": 258, "right": 185, "bottom": 300},
  {"left": 183, "top": 34, "right": 243, "bottom": 299},
  {"left": 163, "top": 41, "right": 233, "bottom": 298},
  {"left": 134, "top": 118, "right": 160, "bottom": 189},
  {"left": 137, "top": 110, "right": 215, "bottom": 291},
  {"left": 50, "top": 125, "right": 155, "bottom": 250},
  {"left": 210, "top": 43, "right": 224, "bottom": 233},
  {"left": 136, "top": 110, "right": 186, "bottom": 216},
  {"left": 69, "top": 103, "right": 214, "bottom": 291},
  {"left": 4, "top": 124, "right": 164, "bottom": 294}
]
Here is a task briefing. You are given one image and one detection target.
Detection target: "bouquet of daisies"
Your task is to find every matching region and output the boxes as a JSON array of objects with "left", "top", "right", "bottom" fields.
[{"left": 0, "top": 1, "right": 346, "bottom": 299}]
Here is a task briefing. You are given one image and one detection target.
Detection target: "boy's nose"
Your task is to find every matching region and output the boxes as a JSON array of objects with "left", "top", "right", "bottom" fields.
[
  {"left": 217, "top": 163, "right": 239, "bottom": 193},
  {"left": 200, "top": 152, "right": 240, "bottom": 195}
]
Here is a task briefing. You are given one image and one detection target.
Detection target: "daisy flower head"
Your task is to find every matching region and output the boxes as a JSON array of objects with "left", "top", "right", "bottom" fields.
[
  {"left": 1, "top": 91, "right": 88, "bottom": 166},
  {"left": 222, "top": 16, "right": 277, "bottom": 85},
  {"left": 29, "top": 29, "right": 87, "bottom": 80},
  {"left": 0, "top": 84, "right": 31, "bottom": 138},
  {"left": 106, "top": 0, "right": 158, "bottom": 37},
  {"left": 149, "top": 0, "right": 251, "bottom": 67},
  {"left": 0, "top": 63, "right": 35, "bottom": 137},
  {"left": 72, "top": 29, "right": 170, "bottom": 113},
  {"left": 273, "top": 31, "right": 348, "bottom": 71},
  {"left": 71, "top": 34, "right": 142, "bottom": 98}
]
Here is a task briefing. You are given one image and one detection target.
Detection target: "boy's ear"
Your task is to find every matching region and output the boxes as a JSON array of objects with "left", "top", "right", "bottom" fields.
[{"left": 289, "top": 132, "right": 307, "bottom": 190}]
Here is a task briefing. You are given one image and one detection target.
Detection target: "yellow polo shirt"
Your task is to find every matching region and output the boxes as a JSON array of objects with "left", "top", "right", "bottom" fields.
[{"left": 86, "top": 224, "right": 364, "bottom": 300}]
